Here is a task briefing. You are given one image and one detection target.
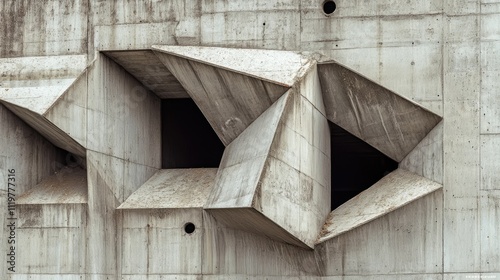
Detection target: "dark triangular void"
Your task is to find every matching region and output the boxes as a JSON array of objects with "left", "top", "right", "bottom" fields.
[
  {"left": 161, "top": 98, "right": 224, "bottom": 168},
  {"left": 330, "top": 121, "right": 398, "bottom": 210}
]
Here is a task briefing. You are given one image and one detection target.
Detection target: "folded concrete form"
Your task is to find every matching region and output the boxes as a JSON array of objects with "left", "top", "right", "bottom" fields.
[{"left": 2, "top": 46, "right": 444, "bottom": 252}]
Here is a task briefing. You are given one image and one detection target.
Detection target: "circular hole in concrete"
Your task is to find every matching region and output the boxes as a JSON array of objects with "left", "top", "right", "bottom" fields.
[
  {"left": 322, "top": 0, "right": 336, "bottom": 15},
  {"left": 184, "top": 222, "right": 196, "bottom": 234}
]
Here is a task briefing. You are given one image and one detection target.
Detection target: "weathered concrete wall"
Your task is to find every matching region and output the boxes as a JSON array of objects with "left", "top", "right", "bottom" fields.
[{"left": 1, "top": 0, "right": 499, "bottom": 279}]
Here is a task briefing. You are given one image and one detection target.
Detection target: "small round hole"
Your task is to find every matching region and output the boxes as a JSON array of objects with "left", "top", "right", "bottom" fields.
[
  {"left": 323, "top": 0, "right": 336, "bottom": 15},
  {"left": 184, "top": 222, "right": 195, "bottom": 234}
]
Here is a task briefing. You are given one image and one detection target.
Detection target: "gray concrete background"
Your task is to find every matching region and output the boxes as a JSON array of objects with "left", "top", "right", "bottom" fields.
[{"left": 0, "top": 0, "right": 499, "bottom": 279}]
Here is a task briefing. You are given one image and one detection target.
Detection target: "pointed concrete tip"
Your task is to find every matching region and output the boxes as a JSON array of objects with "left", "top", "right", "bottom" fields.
[{"left": 152, "top": 45, "right": 315, "bottom": 87}]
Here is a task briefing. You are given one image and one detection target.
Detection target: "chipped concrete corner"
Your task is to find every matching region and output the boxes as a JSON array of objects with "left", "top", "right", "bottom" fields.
[{"left": 0, "top": 0, "right": 498, "bottom": 279}]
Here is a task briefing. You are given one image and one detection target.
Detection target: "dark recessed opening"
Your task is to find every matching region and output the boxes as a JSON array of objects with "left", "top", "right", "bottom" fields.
[
  {"left": 184, "top": 222, "right": 196, "bottom": 234},
  {"left": 323, "top": 0, "right": 336, "bottom": 15},
  {"left": 161, "top": 98, "right": 225, "bottom": 169},
  {"left": 330, "top": 122, "right": 398, "bottom": 210}
]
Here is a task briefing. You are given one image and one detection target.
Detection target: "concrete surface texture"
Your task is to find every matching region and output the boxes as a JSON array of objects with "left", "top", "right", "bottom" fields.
[{"left": 0, "top": 0, "right": 498, "bottom": 279}]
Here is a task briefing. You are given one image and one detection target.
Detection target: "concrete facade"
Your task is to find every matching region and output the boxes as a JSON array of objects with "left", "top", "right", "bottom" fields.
[{"left": 0, "top": 0, "right": 498, "bottom": 279}]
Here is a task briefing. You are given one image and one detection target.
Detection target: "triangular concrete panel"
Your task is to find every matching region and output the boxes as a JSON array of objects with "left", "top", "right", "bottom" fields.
[
  {"left": 205, "top": 90, "right": 291, "bottom": 209},
  {"left": 318, "top": 61, "right": 442, "bottom": 162},
  {"left": 152, "top": 45, "right": 314, "bottom": 87},
  {"left": 44, "top": 70, "right": 88, "bottom": 148},
  {"left": 119, "top": 168, "right": 217, "bottom": 209},
  {"left": 1, "top": 101, "right": 86, "bottom": 157},
  {"left": 0, "top": 55, "right": 88, "bottom": 156},
  {"left": 154, "top": 49, "right": 292, "bottom": 145},
  {"left": 316, "top": 169, "right": 442, "bottom": 244}
]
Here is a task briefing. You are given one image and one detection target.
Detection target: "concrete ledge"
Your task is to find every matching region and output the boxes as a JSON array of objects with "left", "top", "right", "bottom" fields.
[
  {"left": 17, "top": 167, "right": 87, "bottom": 205},
  {"left": 316, "top": 169, "right": 442, "bottom": 244},
  {"left": 118, "top": 168, "right": 217, "bottom": 209}
]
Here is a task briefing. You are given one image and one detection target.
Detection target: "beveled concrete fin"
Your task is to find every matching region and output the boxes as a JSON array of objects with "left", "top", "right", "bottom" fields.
[
  {"left": 154, "top": 50, "right": 290, "bottom": 145},
  {"left": 205, "top": 91, "right": 292, "bottom": 209},
  {"left": 152, "top": 45, "right": 314, "bottom": 87},
  {"left": 118, "top": 168, "right": 217, "bottom": 209},
  {"left": 17, "top": 167, "right": 87, "bottom": 205},
  {"left": 43, "top": 68, "right": 89, "bottom": 148},
  {"left": 316, "top": 169, "right": 442, "bottom": 244},
  {"left": 103, "top": 50, "right": 189, "bottom": 98},
  {"left": 318, "top": 61, "right": 442, "bottom": 162}
]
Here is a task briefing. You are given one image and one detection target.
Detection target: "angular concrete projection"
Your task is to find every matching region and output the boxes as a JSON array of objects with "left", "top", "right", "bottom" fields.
[
  {"left": 153, "top": 45, "right": 314, "bottom": 86},
  {"left": 104, "top": 50, "right": 189, "bottom": 98},
  {"left": 153, "top": 45, "right": 314, "bottom": 145},
  {"left": 318, "top": 62, "right": 442, "bottom": 162},
  {"left": 0, "top": 55, "right": 88, "bottom": 157},
  {"left": 118, "top": 168, "right": 217, "bottom": 209},
  {"left": 206, "top": 68, "right": 330, "bottom": 248},
  {"left": 317, "top": 169, "right": 442, "bottom": 244},
  {"left": 400, "top": 121, "right": 443, "bottom": 184},
  {"left": 17, "top": 167, "right": 87, "bottom": 204}
]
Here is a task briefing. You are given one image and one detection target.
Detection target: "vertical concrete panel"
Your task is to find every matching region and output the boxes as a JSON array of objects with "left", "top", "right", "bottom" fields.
[
  {"left": 480, "top": 191, "right": 500, "bottom": 271},
  {"left": 443, "top": 12, "right": 481, "bottom": 271},
  {"left": 16, "top": 204, "right": 86, "bottom": 275},
  {"left": 121, "top": 209, "right": 203, "bottom": 276},
  {"left": 480, "top": 135, "right": 500, "bottom": 190},
  {"left": 87, "top": 53, "right": 161, "bottom": 168},
  {"left": 44, "top": 71, "right": 88, "bottom": 148},
  {"left": 202, "top": 212, "right": 319, "bottom": 276},
  {"left": 86, "top": 152, "right": 120, "bottom": 275},
  {"left": 400, "top": 122, "right": 443, "bottom": 184}
]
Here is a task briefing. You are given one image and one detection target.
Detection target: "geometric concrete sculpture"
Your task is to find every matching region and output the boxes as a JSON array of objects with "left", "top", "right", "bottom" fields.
[
  {"left": 152, "top": 45, "right": 314, "bottom": 145},
  {"left": 1, "top": 46, "right": 445, "bottom": 277},
  {"left": 205, "top": 66, "right": 330, "bottom": 249},
  {"left": 318, "top": 61, "right": 442, "bottom": 162}
]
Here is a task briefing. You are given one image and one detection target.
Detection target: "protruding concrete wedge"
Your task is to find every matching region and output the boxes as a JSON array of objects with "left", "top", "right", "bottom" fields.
[
  {"left": 152, "top": 45, "right": 314, "bottom": 86},
  {"left": 153, "top": 46, "right": 314, "bottom": 145},
  {"left": 400, "top": 121, "right": 443, "bottom": 184},
  {"left": 206, "top": 68, "right": 331, "bottom": 249},
  {"left": 17, "top": 167, "right": 87, "bottom": 204},
  {"left": 0, "top": 55, "right": 88, "bottom": 156},
  {"left": 118, "top": 169, "right": 217, "bottom": 209},
  {"left": 318, "top": 62, "right": 442, "bottom": 162},
  {"left": 2, "top": 101, "right": 86, "bottom": 157},
  {"left": 103, "top": 50, "right": 189, "bottom": 98},
  {"left": 316, "top": 169, "right": 442, "bottom": 244}
]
